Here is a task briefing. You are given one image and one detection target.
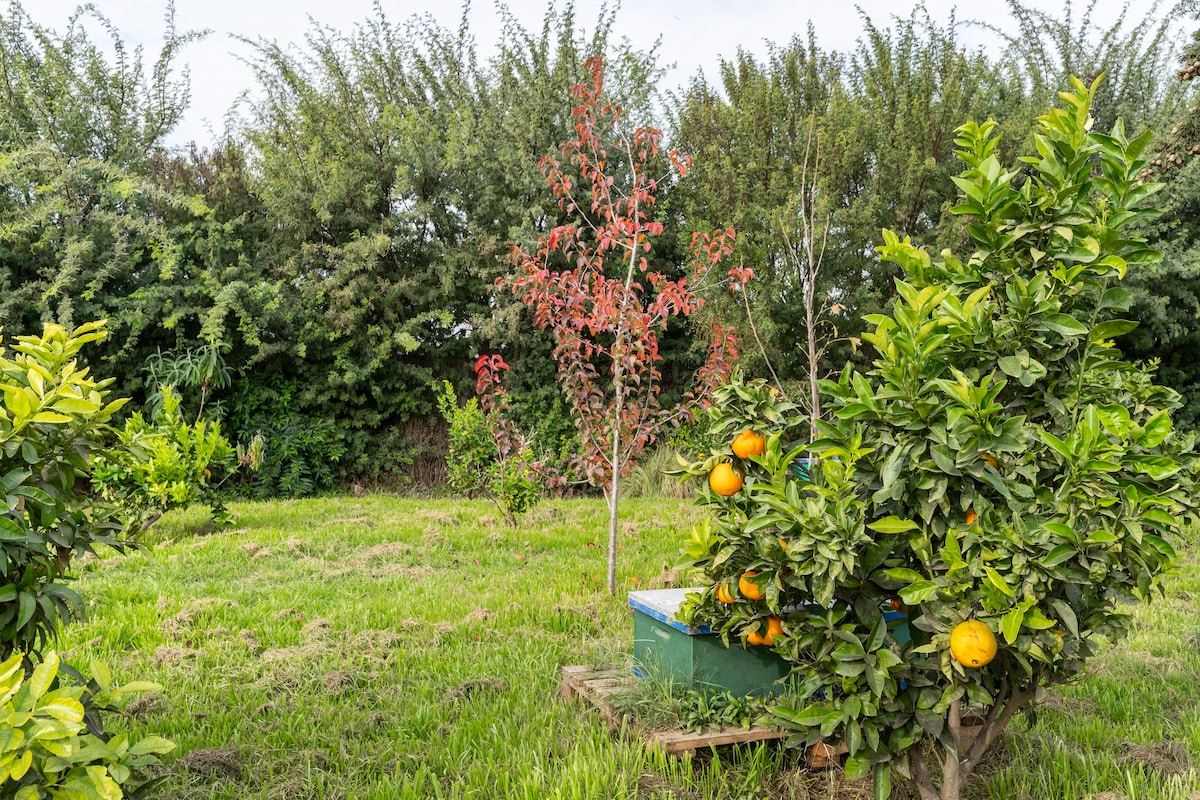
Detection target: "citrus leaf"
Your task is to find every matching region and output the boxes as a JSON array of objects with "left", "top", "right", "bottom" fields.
[
  {"left": 867, "top": 516, "right": 918, "bottom": 534},
  {"left": 1001, "top": 608, "right": 1023, "bottom": 644}
]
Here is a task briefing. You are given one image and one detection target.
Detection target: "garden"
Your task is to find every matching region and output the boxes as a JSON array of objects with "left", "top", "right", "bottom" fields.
[{"left": 2, "top": 0, "right": 1200, "bottom": 798}]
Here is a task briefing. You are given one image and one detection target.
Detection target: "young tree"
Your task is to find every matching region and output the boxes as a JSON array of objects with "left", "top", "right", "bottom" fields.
[
  {"left": 507, "top": 56, "right": 742, "bottom": 595},
  {"left": 679, "top": 78, "right": 1195, "bottom": 799}
]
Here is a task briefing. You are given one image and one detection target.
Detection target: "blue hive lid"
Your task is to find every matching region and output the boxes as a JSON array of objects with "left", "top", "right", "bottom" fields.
[{"left": 628, "top": 588, "right": 713, "bottom": 635}]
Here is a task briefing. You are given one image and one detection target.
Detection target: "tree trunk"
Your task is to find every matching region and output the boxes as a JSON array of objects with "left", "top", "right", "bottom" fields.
[
  {"left": 908, "top": 674, "right": 1038, "bottom": 800},
  {"left": 606, "top": 453, "right": 619, "bottom": 595}
]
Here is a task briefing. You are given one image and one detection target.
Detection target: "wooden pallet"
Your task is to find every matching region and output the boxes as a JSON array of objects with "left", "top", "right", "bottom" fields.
[{"left": 558, "top": 665, "right": 789, "bottom": 756}]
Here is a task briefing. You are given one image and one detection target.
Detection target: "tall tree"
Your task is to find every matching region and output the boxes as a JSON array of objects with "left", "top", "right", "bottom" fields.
[
  {"left": 0, "top": 2, "right": 204, "bottom": 381},
  {"left": 238, "top": 2, "right": 666, "bottom": 484},
  {"left": 670, "top": 10, "right": 1020, "bottom": 386},
  {"left": 1124, "top": 14, "right": 1200, "bottom": 425}
]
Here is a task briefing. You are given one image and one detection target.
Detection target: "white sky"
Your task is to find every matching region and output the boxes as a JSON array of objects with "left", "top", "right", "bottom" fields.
[{"left": 24, "top": 0, "right": 1159, "bottom": 147}]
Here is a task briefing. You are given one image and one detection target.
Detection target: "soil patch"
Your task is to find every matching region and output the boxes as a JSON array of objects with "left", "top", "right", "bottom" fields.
[
  {"left": 179, "top": 747, "right": 242, "bottom": 780},
  {"left": 1117, "top": 739, "right": 1192, "bottom": 776},
  {"left": 447, "top": 679, "right": 506, "bottom": 701}
]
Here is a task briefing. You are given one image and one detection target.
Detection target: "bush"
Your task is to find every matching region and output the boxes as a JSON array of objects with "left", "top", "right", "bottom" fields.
[
  {"left": 436, "top": 377, "right": 542, "bottom": 525},
  {"left": 0, "top": 321, "right": 131, "bottom": 659},
  {"left": 0, "top": 651, "right": 173, "bottom": 799},
  {"left": 676, "top": 79, "right": 1197, "bottom": 799},
  {"left": 92, "top": 386, "right": 250, "bottom": 530},
  {"left": 225, "top": 377, "right": 344, "bottom": 498}
]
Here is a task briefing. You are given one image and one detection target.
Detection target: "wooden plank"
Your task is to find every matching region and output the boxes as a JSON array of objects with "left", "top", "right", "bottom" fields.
[
  {"left": 649, "top": 724, "right": 785, "bottom": 755},
  {"left": 559, "top": 665, "right": 793, "bottom": 757},
  {"left": 559, "top": 665, "right": 849, "bottom": 768}
]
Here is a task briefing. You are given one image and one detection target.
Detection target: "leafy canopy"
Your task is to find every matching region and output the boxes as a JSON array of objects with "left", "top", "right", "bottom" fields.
[{"left": 679, "top": 77, "right": 1196, "bottom": 800}]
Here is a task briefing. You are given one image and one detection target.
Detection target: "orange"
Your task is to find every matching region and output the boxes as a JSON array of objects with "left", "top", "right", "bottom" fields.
[
  {"left": 966, "top": 507, "right": 978, "bottom": 525},
  {"left": 949, "top": 620, "right": 998, "bottom": 668},
  {"left": 983, "top": 454, "right": 999, "bottom": 470},
  {"left": 732, "top": 429, "right": 766, "bottom": 459},
  {"left": 708, "top": 463, "right": 743, "bottom": 496},
  {"left": 738, "top": 571, "right": 765, "bottom": 600},
  {"left": 749, "top": 616, "right": 783, "bottom": 646},
  {"left": 715, "top": 581, "right": 735, "bottom": 604}
]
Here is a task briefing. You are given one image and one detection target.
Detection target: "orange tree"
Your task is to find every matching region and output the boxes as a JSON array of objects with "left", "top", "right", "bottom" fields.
[{"left": 676, "top": 78, "right": 1197, "bottom": 800}]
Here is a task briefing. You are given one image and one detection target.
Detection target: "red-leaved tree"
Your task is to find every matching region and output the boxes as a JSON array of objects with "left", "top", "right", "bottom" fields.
[{"left": 504, "top": 56, "right": 748, "bottom": 594}]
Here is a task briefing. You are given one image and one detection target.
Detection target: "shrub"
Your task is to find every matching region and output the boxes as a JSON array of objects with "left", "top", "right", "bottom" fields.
[
  {"left": 0, "top": 321, "right": 130, "bottom": 659},
  {"left": 677, "top": 79, "right": 1197, "bottom": 800},
  {"left": 225, "top": 377, "right": 344, "bottom": 498},
  {"left": 92, "top": 386, "right": 252, "bottom": 531},
  {"left": 0, "top": 651, "right": 173, "bottom": 799},
  {"left": 436, "top": 360, "right": 544, "bottom": 526}
]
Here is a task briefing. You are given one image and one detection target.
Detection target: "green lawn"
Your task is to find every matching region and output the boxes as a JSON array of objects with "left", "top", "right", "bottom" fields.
[{"left": 59, "top": 497, "right": 1200, "bottom": 799}]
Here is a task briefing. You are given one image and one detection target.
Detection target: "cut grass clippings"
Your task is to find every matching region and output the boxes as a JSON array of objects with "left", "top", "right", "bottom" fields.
[{"left": 57, "top": 497, "right": 1200, "bottom": 799}]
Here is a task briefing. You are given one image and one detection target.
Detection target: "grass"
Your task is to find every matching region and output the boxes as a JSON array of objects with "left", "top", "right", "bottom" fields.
[{"left": 57, "top": 496, "right": 1200, "bottom": 799}]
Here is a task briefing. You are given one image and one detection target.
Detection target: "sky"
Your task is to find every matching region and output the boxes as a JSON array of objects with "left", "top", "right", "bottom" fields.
[{"left": 24, "top": 0, "right": 1156, "bottom": 147}]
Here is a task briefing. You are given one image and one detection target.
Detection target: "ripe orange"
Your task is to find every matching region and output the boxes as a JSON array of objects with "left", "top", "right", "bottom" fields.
[
  {"left": 715, "top": 581, "right": 735, "bottom": 604},
  {"left": 708, "top": 463, "right": 743, "bottom": 496},
  {"left": 738, "top": 571, "right": 765, "bottom": 600},
  {"left": 749, "top": 616, "right": 783, "bottom": 646},
  {"left": 966, "top": 507, "right": 978, "bottom": 525},
  {"left": 949, "top": 620, "right": 998, "bottom": 668},
  {"left": 732, "top": 429, "right": 766, "bottom": 459},
  {"left": 983, "top": 454, "right": 999, "bottom": 470}
]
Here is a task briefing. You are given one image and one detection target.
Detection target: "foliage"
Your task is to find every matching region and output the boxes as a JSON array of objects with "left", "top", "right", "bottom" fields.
[
  {"left": 1124, "top": 18, "right": 1200, "bottom": 427},
  {"left": 0, "top": 3, "right": 207, "bottom": 388},
  {"left": 669, "top": 12, "right": 1021, "bottom": 383},
  {"left": 676, "top": 80, "right": 1196, "bottom": 800},
  {"left": 91, "top": 387, "right": 245, "bottom": 531},
  {"left": 233, "top": 4, "right": 670, "bottom": 490},
  {"left": 506, "top": 55, "right": 743, "bottom": 593},
  {"left": 0, "top": 651, "right": 172, "bottom": 799},
  {"left": 0, "top": 321, "right": 130, "bottom": 660},
  {"left": 224, "top": 377, "right": 343, "bottom": 499},
  {"left": 141, "top": 346, "right": 231, "bottom": 422},
  {"left": 435, "top": 356, "right": 546, "bottom": 526}
]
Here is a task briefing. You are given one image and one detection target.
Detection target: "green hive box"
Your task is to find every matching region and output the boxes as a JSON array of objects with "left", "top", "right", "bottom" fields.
[{"left": 629, "top": 588, "right": 792, "bottom": 697}]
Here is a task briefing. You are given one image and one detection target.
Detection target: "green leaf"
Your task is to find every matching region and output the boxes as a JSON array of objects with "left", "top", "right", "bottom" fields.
[
  {"left": 899, "top": 581, "right": 939, "bottom": 605},
  {"left": 29, "top": 412, "right": 73, "bottom": 424},
  {"left": 1137, "top": 411, "right": 1171, "bottom": 448},
  {"left": 1041, "top": 313, "right": 1088, "bottom": 336},
  {"left": 984, "top": 567, "right": 1015, "bottom": 597},
  {"left": 1001, "top": 608, "right": 1024, "bottom": 644},
  {"left": 1089, "top": 320, "right": 1138, "bottom": 342},
  {"left": 965, "top": 683, "right": 993, "bottom": 706},
  {"left": 27, "top": 652, "right": 59, "bottom": 700},
  {"left": 867, "top": 516, "right": 919, "bottom": 534},
  {"left": 39, "top": 698, "right": 84, "bottom": 723},
  {"left": 845, "top": 754, "right": 872, "bottom": 780},
  {"left": 0, "top": 518, "right": 26, "bottom": 542},
  {"left": 90, "top": 660, "right": 112, "bottom": 691},
  {"left": 788, "top": 704, "right": 831, "bottom": 728},
  {"left": 127, "top": 735, "right": 175, "bottom": 756},
  {"left": 50, "top": 396, "right": 100, "bottom": 415},
  {"left": 1098, "top": 287, "right": 1134, "bottom": 311},
  {"left": 884, "top": 568, "right": 924, "bottom": 584},
  {"left": 1042, "top": 544, "right": 1077, "bottom": 568},
  {"left": 873, "top": 762, "right": 892, "bottom": 800},
  {"left": 16, "top": 592, "right": 35, "bottom": 631},
  {"left": 1125, "top": 455, "right": 1180, "bottom": 480}
]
